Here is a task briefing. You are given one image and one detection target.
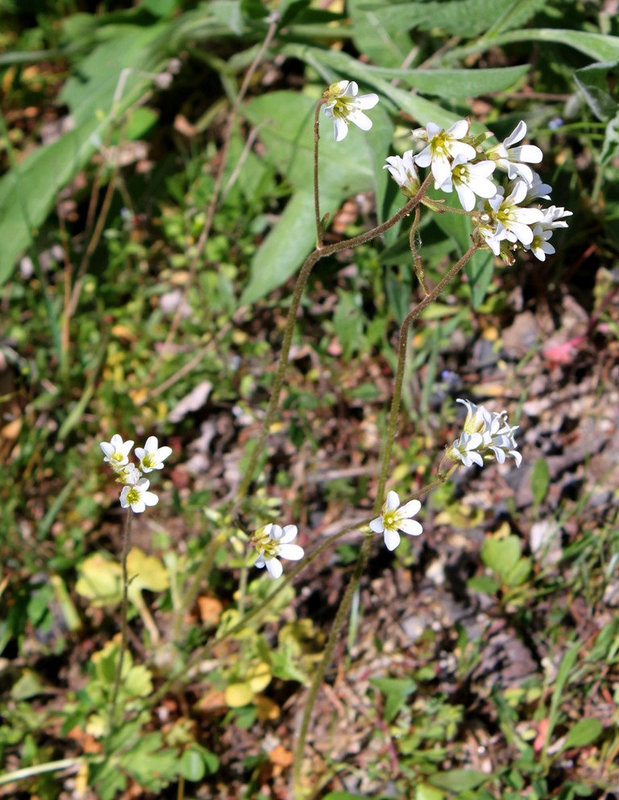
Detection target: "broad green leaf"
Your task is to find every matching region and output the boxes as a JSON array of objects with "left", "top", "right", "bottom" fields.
[
  {"left": 531, "top": 458, "right": 551, "bottom": 505},
  {"left": 504, "top": 556, "right": 532, "bottom": 588},
  {"left": 359, "top": 0, "right": 545, "bottom": 38},
  {"left": 600, "top": 112, "right": 619, "bottom": 168},
  {"left": 323, "top": 794, "right": 366, "bottom": 800},
  {"left": 466, "top": 250, "right": 495, "bottom": 309},
  {"left": 180, "top": 748, "right": 206, "bottom": 782},
  {"left": 562, "top": 718, "right": 603, "bottom": 750},
  {"left": 467, "top": 574, "right": 500, "bottom": 595},
  {"left": 416, "top": 785, "right": 445, "bottom": 800},
  {"left": 348, "top": 0, "right": 412, "bottom": 68},
  {"left": 440, "top": 29, "right": 619, "bottom": 66},
  {"left": 429, "top": 769, "right": 488, "bottom": 791},
  {"left": 482, "top": 534, "right": 521, "bottom": 578},
  {"left": 574, "top": 61, "right": 619, "bottom": 122}
]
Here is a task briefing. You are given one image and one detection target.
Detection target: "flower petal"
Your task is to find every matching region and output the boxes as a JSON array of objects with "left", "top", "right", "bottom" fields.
[
  {"left": 265, "top": 558, "right": 283, "bottom": 579},
  {"left": 385, "top": 491, "right": 400, "bottom": 511},
  {"left": 279, "top": 544, "right": 304, "bottom": 561},
  {"left": 383, "top": 529, "right": 401, "bottom": 551},
  {"left": 398, "top": 519, "right": 424, "bottom": 537},
  {"left": 398, "top": 499, "right": 421, "bottom": 518},
  {"left": 369, "top": 517, "right": 384, "bottom": 533}
]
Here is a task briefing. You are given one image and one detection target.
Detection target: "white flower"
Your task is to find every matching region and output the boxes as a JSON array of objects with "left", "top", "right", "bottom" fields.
[
  {"left": 323, "top": 80, "right": 379, "bottom": 142},
  {"left": 112, "top": 462, "right": 142, "bottom": 485},
  {"left": 369, "top": 491, "right": 423, "bottom": 552},
  {"left": 524, "top": 171, "right": 552, "bottom": 202},
  {"left": 438, "top": 154, "right": 497, "bottom": 212},
  {"left": 384, "top": 150, "right": 420, "bottom": 196},
  {"left": 447, "top": 398, "right": 521, "bottom": 468},
  {"left": 135, "top": 436, "right": 172, "bottom": 473},
  {"left": 100, "top": 434, "right": 134, "bottom": 467},
  {"left": 541, "top": 205, "right": 572, "bottom": 229},
  {"left": 449, "top": 430, "right": 485, "bottom": 467},
  {"left": 486, "top": 120, "right": 543, "bottom": 183},
  {"left": 252, "top": 524, "right": 304, "bottom": 579},
  {"left": 119, "top": 478, "right": 159, "bottom": 513},
  {"left": 526, "top": 224, "right": 555, "bottom": 261},
  {"left": 413, "top": 120, "right": 476, "bottom": 187},
  {"left": 485, "top": 181, "right": 544, "bottom": 247}
]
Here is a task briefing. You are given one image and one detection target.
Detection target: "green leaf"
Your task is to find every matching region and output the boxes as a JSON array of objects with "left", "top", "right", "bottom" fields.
[
  {"left": 429, "top": 769, "right": 488, "bottom": 791},
  {"left": 574, "top": 61, "right": 619, "bottom": 122},
  {"left": 531, "top": 458, "right": 551, "bottom": 505},
  {"left": 482, "top": 535, "right": 521, "bottom": 580},
  {"left": 465, "top": 250, "right": 495, "bottom": 309},
  {"left": 349, "top": 0, "right": 413, "bottom": 68},
  {"left": 371, "top": 676, "right": 417, "bottom": 722},
  {"left": 441, "top": 29, "right": 619, "bottom": 66},
  {"left": 323, "top": 794, "right": 367, "bottom": 800},
  {"left": 416, "top": 785, "right": 445, "bottom": 800},
  {"left": 562, "top": 718, "right": 603, "bottom": 750},
  {"left": 180, "top": 747, "right": 206, "bottom": 782},
  {"left": 467, "top": 575, "right": 500, "bottom": 595}
]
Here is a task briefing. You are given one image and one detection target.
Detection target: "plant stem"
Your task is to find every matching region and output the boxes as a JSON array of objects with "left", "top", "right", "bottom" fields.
[
  {"left": 292, "top": 241, "right": 481, "bottom": 791},
  {"left": 236, "top": 174, "right": 433, "bottom": 503},
  {"left": 313, "top": 99, "right": 325, "bottom": 247},
  {"left": 108, "top": 509, "right": 132, "bottom": 734}
]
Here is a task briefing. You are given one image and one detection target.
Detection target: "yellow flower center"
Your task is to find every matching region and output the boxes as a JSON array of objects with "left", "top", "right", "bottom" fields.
[
  {"left": 143, "top": 454, "right": 155, "bottom": 469},
  {"left": 125, "top": 487, "right": 140, "bottom": 505},
  {"left": 251, "top": 526, "right": 280, "bottom": 559},
  {"left": 383, "top": 510, "right": 398, "bottom": 531}
]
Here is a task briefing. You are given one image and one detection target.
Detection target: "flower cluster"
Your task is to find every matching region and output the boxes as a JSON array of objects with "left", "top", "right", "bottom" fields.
[
  {"left": 99, "top": 434, "right": 171, "bottom": 512},
  {"left": 447, "top": 398, "right": 521, "bottom": 469},
  {"left": 251, "top": 523, "right": 304, "bottom": 579},
  {"left": 385, "top": 118, "right": 571, "bottom": 261}
]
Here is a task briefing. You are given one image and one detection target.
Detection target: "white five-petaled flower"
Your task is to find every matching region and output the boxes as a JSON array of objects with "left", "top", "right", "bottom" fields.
[
  {"left": 448, "top": 398, "right": 521, "bottom": 469},
  {"left": 541, "top": 205, "right": 573, "bottom": 229},
  {"left": 524, "top": 204, "right": 572, "bottom": 261},
  {"left": 100, "top": 434, "right": 134, "bottom": 467},
  {"left": 384, "top": 150, "right": 420, "bottom": 196},
  {"left": 252, "top": 523, "right": 304, "bottom": 579},
  {"left": 486, "top": 120, "right": 543, "bottom": 183},
  {"left": 484, "top": 180, "right": 545, "bottom": 249},
  {"left": 369, "top": 491, "right": 423, "bottom": 552},
  {"left": 323, "top": 80, "right": 379, "bottom": 142},
  {"left": 119, "top": 478, "right": 159, "bottom": 513},
  {"left": 135, "top": 436, "right": 173, "bottom": 473},
  {"left": 526, "top": 224, "right": 556, "bottom": 261},
  {"left": 413, "top": 120, "right": 476, "bottom": 187},
  {"left": 438, "top": 154, "right": 497, "bottom": 212}
]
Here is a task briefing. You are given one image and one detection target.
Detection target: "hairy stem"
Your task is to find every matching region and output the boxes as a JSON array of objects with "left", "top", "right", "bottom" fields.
[
  {"left": 292, "top": 241, "right": 480, "bottom": 791},
  {"left": 108, "top": 509, "right": 132, "bottom": 733},
  {"left": 236, "top": 174, "right": 433, "bottom": 503}
]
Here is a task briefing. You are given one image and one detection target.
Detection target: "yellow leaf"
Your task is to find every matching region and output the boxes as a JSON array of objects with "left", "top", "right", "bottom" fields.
[
  {"left": 75, "top": 554, "right": 122, "bottom": 606},
  {"left": 255, "top": 695, "right": 280, "bottom": 721},
  {"left": 126, "top": 547, "right": 170, "bottom": 594},
  {"left": 247, "top": 662, "right": 271, "bottom": 694},
  {"left": 225, "top": 682, "right": 254, "bottom": 708}
]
